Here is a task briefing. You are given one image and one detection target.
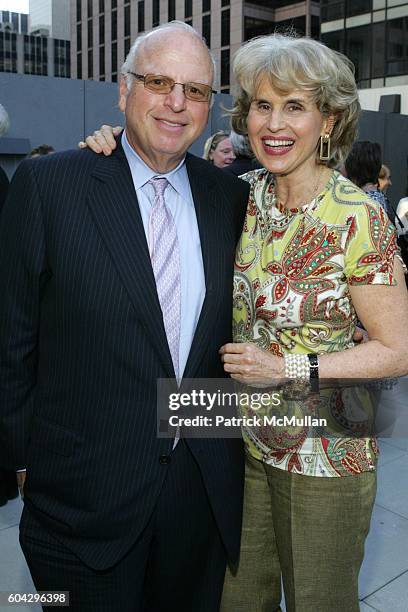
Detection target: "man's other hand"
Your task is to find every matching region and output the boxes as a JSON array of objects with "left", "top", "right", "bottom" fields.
[{"left": 16, "top": 471, "right": 26, "bottom": 499}]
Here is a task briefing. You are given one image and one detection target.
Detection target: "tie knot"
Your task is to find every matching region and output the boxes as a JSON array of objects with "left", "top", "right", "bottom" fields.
[{"left": 149, "top": 177, "right": 169, "bottom": 199}]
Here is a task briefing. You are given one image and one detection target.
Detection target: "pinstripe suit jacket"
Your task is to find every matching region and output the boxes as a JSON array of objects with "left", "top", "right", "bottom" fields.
[{"left": 0, "top": 142, "right": 249, "bottom": 570}]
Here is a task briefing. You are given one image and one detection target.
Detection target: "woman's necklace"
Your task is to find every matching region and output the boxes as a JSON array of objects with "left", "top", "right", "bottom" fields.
[{"left": 271, "top": 164, "right": 326, "bottom": 213}]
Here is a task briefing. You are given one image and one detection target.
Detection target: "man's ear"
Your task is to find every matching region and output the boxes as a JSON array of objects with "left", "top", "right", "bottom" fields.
[{"left": 118, "top": 76, "right": 128, "bottom": 113}]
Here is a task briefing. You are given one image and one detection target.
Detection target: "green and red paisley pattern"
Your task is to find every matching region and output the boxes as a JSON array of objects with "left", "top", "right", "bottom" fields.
[{"left": 234, "top": 169, "right": 399, "bottom": 477}]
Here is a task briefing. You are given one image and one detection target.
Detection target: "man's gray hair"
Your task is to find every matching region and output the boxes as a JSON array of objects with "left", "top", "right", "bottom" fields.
[
  {"left": 121, "top": 21, "right": 216, "bottom": 91},
  {"left": 0, "top": 103, "right": 10, "bottom": 137}
]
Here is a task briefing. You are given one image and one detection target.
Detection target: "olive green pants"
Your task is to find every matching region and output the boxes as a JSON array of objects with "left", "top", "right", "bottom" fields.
[{"left": 220, "top": 452, "right": 377, "bottom": 612}]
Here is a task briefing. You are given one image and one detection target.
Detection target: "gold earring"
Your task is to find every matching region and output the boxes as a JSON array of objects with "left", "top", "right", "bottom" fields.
[{"left": 319, "top": 134, "right": 331, "bottom": 161}]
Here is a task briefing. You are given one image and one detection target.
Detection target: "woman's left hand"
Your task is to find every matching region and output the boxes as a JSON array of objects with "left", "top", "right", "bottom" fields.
[{"left": 219, "top": 342, "right": 285, "bottom": 387}]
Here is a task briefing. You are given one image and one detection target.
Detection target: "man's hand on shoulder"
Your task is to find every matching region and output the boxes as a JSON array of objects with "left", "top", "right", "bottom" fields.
[{"left": 78, "top": 125, "right": 122, "bottom": 156}]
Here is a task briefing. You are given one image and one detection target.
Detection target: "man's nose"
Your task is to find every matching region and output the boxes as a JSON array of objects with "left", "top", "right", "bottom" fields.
[{"left": 164, "top": 84, "right": 187, "bottom": 111}]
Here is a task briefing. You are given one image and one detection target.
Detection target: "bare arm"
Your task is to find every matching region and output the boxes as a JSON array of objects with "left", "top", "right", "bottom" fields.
[{"left": 319, "top": 258, "right": 408, "bottom": 378}]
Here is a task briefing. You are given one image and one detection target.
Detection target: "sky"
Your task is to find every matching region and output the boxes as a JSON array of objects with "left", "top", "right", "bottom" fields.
[{"left": 0, "top": 0, "right": 29, "bottom": 13}]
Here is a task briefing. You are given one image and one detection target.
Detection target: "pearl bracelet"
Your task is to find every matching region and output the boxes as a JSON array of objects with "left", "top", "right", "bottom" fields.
[{"left": 284, "top": 353, "right": 310, "bottom": 380}]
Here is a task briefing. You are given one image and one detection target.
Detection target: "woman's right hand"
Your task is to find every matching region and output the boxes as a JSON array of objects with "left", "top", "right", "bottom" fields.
[{"left": 78, "top": 125, "right": 123, "bottom": 155}]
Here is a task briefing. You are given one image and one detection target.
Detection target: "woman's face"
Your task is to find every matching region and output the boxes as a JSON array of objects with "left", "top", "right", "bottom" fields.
[
  {"left": 209, "top": 138, "right": 235, "bottom": 168},
  {"left": 247, "top": 78, "right": 332, "bottom": 180}
]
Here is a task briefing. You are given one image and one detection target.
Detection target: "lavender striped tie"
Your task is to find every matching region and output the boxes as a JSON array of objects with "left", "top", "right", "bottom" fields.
[{"left": 148, "top": 177, "right": 181, "bottom": 379}]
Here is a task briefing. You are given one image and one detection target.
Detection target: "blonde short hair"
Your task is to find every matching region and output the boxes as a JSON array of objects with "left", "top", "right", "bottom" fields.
[
  {"left": 230, "top": 33, "right": 360, "bottom": 167},
  {"left": 202, "top": 131, "right": 229, "bottom": 162}
]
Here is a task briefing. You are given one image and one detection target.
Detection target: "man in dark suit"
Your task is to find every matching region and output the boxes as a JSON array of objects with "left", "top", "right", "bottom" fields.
[{"left": 0, "top": 22, "right": 249, "bottom": 612}]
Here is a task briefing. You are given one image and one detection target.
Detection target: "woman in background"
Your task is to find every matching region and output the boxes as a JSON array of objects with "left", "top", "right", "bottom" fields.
[{"left": 202, "top": 131, "right": 235, "bottom": 168}]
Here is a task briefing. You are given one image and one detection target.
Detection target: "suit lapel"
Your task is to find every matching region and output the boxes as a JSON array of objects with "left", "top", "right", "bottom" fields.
[
  {"left": 86, "top": 143, "right": 175, "bottom": 377},
  {"left": 183, "top": 155, "right": 223, "bottom": 379}
]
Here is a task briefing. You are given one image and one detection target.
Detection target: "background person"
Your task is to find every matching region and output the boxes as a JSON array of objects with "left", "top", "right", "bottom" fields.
[
  {"left": 203, "top": 130, "right": 235, "bottom": 168},
  {"left": 344, "top": 141, "right": 393, "bottom": 221},
  {"left": 28, "top": 144, "right": 55, "bottom": 158},
  {"left": 218, "top": 33, "right": 408, "bottom": 612},
  {"left": 378, "top": 163, "right": 392, "bottom": 193},
  {"left": 223, "top": 131, "right": 261, "bottom": 176}
]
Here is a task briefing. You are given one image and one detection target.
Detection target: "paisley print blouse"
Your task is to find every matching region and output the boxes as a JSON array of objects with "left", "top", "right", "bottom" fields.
[{"left": 233, "top": 169, "right": 399, "bottom": 477}]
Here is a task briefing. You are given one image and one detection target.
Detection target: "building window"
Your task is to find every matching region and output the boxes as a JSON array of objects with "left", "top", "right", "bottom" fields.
[
  {"left": 138, "top": 1, "right": 145, "bottom": 32},
  {"left": 185, "top": 19, "right": 192, "bottom": 26},
  {"left": 345, "top": 0, "right": 371, "bottom": 18},
  {"left": 21, "top": 13, "right": 28, "bottom": 33},
  {"left": 168, "top": 0, "right": 176, "bottom": 21},
  {"left": 87, "top": 18, "right": 93, "bottom": 48},
  {"left": 76, "top": 0, "right": 82, "bottom": 22},
  {"left": 203, "top": 0, "right": 210, "bottom": 12},
  {"left": 99, "top": 15, "right": 104, "bottom": 44},
  {"left": 88, "top": 48, "right": 93, "bottom": 78},
  {"left": 77, "top": 23, "right": 82, "bottom": 51},
  {"left": 111, "top": 41, "right": 117, "bottom": 77},
  {"left": 320, "top": 0, "right": 345, "bottom": 22},
  {"left": 221, "top": 49, "right": 230, "bottom": 86},
  {"left": 87, "top": 0, "right": 92, "bottom": 18},
  {"left": 54, "top": 39, "right": 71, "bottom": 78},
  {"left": 321, "top": 29, "right": 345, "bottom": 54},
  {"left": 0, "top": 31, "right": 17, "bottom": 72},
  {"left": 112, "top": 0, "right": 117, "bottom": 7},
  {"left": 372, "top": 21, "right": 385, "bottom": 79},
  {"left": 112, "top": 8, "right": 117, "bottom": 41},
  {"left": 221, "top": 9, "right": 230, "bottom": 47},
  {"left": 185, "top": 0, "right": 192, "bottom": 19},
  {"left": 77, "top": 52, "right": 82, "bottom": 78},
  {"left": 221, "top": 0, "right": 229, "bottom": 6},
  {"left": 99, "top": 0, "right": 104, "bottom": 13},
  {"left": 202, "top": 14, "right": 211, "bottom": 46},
  {"left": 346, "top": 25, "right": 371, "bottom": 86},
  {"left": 124, "top": 4, "right": 130, "bottom": 37},
  {"left": 99, "top": 44, "right": 105, "bottom": 77},
  {"left": 387, "top": 17, "right": 408, "bottom": 77},
  {"left": 125, "top": 37, "right": 131, "bottom": 57},
  {"left": 153, "top": 0, "right": 160, "bottom": 27},
  {"left": 244, "top": 17, "right": 273, "bottom": 40},
  {"left": 11, "top": 12, "right": 18, "bottom": 31}
]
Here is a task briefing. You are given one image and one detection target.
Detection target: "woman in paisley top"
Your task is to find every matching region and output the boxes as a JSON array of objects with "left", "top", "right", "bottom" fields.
[{"left": 219, "top": 34, "right": 408, "bottom": 612}]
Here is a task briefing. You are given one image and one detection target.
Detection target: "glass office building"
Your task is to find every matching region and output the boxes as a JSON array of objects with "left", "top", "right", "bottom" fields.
[{"left": 321, "top": 0, "right": 408, "bottom": 88}]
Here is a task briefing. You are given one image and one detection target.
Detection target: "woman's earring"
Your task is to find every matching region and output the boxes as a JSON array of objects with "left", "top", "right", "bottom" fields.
[{"left": 319, "top": 134, "right": 331, "bottom": 161}]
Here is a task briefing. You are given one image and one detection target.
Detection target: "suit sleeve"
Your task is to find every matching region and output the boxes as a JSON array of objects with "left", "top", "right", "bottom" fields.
[
  {"left": 0, "top": 161, "right": 49, "bottom": 470},
  {"left": 0, "top": 165, "right": 9, "bottom": 215}
]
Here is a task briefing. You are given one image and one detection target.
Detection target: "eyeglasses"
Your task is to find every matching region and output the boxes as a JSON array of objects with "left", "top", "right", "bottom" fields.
[{"left": 127, "top": 72, "right": 216, "bottom": 102}]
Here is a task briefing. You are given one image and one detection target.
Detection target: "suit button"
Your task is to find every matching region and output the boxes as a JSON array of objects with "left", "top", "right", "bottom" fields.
[{"left": 159, "top": 455, "right": 171, "bottom": 465}]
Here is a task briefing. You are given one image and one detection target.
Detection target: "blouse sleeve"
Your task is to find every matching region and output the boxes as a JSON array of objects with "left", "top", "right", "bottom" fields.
[{"left": 344, "top": 201, "right": 400, "bottom": 286}]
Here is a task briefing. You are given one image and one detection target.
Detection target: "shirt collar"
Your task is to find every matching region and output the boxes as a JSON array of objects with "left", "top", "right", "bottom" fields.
[{"left": 121, "top": 130, "right": 191, "bottom": 202}]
